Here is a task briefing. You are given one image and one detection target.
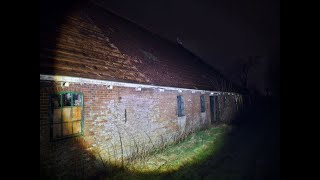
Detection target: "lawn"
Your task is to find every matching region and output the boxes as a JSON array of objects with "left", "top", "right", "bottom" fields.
[{"left": 103, "top": 124, "right": 231, "bottom": 179}]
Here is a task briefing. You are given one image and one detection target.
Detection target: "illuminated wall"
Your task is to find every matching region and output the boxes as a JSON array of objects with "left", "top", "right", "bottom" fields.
[
  {"left": 40, "top": 2, "right": 244, "bottom": 178},
  {"left": 40, "top": 79, "right": 243, "bottom": 178}
]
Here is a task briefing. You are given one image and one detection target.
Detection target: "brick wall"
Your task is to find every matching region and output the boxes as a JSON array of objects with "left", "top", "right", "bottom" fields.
[{"left": 40, "top": 80, "right": 242, "bottom": 178}]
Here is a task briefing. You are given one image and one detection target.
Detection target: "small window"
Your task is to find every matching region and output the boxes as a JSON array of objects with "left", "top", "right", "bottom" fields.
[
  {"left": 200, "top": 95, "right": 205, "bottom": 112},
  {"left": 177, "top": 95, "right": 185, "bottom": 117},
  {"left": 50, "top": 92, "right": 84, "bottom": 140}
]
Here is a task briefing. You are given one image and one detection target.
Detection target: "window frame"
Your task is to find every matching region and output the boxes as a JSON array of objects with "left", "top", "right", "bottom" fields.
[
  {"left": 200, "top": 95, "right": 206, "bottom": 112},
  {"left": 49, "top": 91, "right": 84, "bottom": 141},
  {"left": 177, "top": 95, "right": 185, "bottom": 117}
]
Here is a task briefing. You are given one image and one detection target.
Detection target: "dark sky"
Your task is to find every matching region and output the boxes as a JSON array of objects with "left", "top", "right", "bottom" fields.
[{"left": 95, "top": 0, "right": 280, "bottom": 94}]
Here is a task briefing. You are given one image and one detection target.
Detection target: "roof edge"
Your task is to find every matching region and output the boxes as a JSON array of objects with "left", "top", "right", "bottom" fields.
[{"left": 40, "top": 74, "right": 241, "bottom": 95}]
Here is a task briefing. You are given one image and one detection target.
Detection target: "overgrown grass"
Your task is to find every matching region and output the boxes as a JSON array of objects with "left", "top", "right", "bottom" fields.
[{"left": 105, "top": 124, "right": 230, "bottom": 179}]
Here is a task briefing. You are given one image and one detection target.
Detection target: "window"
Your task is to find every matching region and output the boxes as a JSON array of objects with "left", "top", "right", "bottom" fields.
[
  {"left": 200, "top": 95, "right": 205, "bottom": 112},
  {"left": 177, "top": 95, "right": 185, "bottom": 117},
  {"left": 210, "top": 96, "right": 219, "bottom": 123},
  {"left": 50, "top": 92, "right": 83, "bottom": 140},
  {"left": 215, "top": 96, "right": 220, "bottom": 122}
]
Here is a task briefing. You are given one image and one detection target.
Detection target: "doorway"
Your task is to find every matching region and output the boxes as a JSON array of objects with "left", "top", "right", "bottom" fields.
[{"left": 210, "top": 96, "right": 219, "bottom": 124}]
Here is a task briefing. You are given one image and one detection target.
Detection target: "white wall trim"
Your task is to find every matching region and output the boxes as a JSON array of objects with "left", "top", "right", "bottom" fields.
[{"left": 40, "top": 74, "right": 239, "bottom": 96}]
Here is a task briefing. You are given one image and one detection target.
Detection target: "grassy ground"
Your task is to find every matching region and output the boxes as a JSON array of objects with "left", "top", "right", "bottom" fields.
[
  {"left": 128, "top": 125, "right": 229, "bottom": 173},
  {"left": 102, "top": 125, "right": 231, "bottom": 179},
  {"left": 100, "top": 98, "right": 280, "bottom": 180}
]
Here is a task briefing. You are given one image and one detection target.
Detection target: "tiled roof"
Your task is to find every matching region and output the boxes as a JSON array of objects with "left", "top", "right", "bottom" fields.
[{"left": 40, "top": 3, "right": 240, "bottom": 92}]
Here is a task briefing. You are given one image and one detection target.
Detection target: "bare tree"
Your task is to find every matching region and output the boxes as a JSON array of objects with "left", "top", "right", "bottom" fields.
[{"left": 239, "top": 56, "right": 261, "bottom": 89}]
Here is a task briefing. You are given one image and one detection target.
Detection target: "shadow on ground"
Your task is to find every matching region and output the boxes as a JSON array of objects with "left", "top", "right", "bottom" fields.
[
  {"left": 166, "top": 96, "right": 280, "bottom": 180},
  {"left": 95, "top": 96, "right": 280, "bottom": 180}
]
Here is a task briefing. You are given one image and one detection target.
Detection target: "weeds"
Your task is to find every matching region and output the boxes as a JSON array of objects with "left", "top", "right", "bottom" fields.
[{"left": 102, "top": 125, "right": 229, "bottom": 179}]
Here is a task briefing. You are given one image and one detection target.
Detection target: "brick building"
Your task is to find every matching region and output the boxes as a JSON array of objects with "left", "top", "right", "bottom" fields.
[{"left": 40, "top": 2, "right": 243, "bottom": 178}]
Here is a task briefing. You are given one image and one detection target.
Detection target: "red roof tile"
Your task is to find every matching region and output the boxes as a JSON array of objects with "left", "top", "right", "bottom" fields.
[{"left": 40, "top": 3, "right": 240, "bottom": 92}]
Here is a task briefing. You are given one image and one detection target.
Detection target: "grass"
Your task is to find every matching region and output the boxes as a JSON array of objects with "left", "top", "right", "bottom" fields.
[{"left": 104, "top": 124, "right": 230, "bottom": 179}]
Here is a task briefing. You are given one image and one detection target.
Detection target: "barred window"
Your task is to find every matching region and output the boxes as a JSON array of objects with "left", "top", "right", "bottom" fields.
[
  {"left": 200, "top": 95, "right": 205, "bottom": 112},
  {"left": 177, "top": 95, "right": 185, "bottom": 117},
  {"left": 50, "top": 92, "right": 83, "bottom": 140}
]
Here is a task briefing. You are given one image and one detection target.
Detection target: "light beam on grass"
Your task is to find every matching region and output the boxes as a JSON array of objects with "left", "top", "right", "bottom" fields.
[{"left": 110, "top": 125, "right": 230, "bottom": 176}]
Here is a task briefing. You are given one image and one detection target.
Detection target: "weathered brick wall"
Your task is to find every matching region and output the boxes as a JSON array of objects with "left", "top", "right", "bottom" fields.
[
  {"left": 217, "top": 94, "right": 244, "bottom": 124},
  {"left": 40, "top": 80, "right": 242, "bottom": 178}
]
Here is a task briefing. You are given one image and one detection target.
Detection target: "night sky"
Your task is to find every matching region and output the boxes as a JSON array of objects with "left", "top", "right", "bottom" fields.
[{"left": 96, "top": 0, "right": 280, "bottom": 95}]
